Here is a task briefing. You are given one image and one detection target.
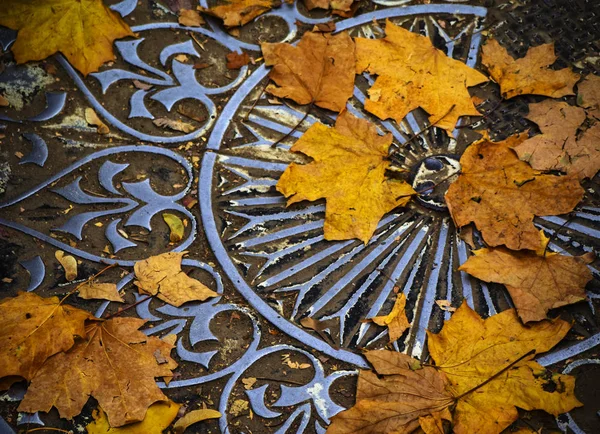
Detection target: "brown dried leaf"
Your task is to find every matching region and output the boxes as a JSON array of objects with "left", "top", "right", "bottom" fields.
[
  {"left": 312, "top": 21, "right": 336, "bottom": 33},
  {"left": 459, "top": 247, "right": 593, "bottom": 322},
  {"left": 445, "top": 134, "right": 583, "bottom": 251},
  {"left": 512, "top": 100, "right": 600, "bottom": 180},
  {"left": 78, "top": 281, "right": 124, "bottom": 303},
  {"left": 0, "top": 292, "right": 92, "bottom": 386},
  {"left": 368, "top": 292, "right": 409, "bottom": 343},
  {"left": 355, "top": 20, "right": 488, "bottom": 134},
  {"left": 0, "top": 94, "right": 8, "bottom": 107},
  {"left": 19, "top": 317, "right": 178, "bottom": 427},
  {"left": 435, "top": 300, "right": 456, "bottom": 312},
  {"left": 226, "top": 51, "right": 250, "bottom": 69},
  {"left": 481, "top": 39, "right": 580, "bottom": 99},
  {"left": 133, "top": 79, "right": 153, "bottom": 90},
  {"left": 85, "top": 108, "right": 110, "bottom": 134},
  {"left": 261, "top": 30, "right": 355, "bottom": 112},
  {"left": 153, "top": 117, "right": 195, "bottom": 133},
  {"left": 328, "top": 351, "right": 453, "bottom": 434},
  {"left": 577, "top": 74, "right": 600, "bottom": 120},
  {"left": 134, "top": 252, "right": 218, "bottom": 307},
  {"left": 199, "top": 0, "right": 277, "bottom": 27},
  {"left": 178, "top": 9, "right": 205, "bottom": 27}
]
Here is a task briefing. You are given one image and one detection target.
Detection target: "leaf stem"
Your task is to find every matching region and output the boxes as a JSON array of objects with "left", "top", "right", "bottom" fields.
[
  {"left": 243, "top": 79, "right": 270, "bottom": 121},
  {"left": 452, "top": 349, "right": 535, "bottom": 401},
  {"left": 103, "top": 295, "right": 153, "bottom": 320},
  {"left": 543, "top": 214, "right": 574, "bottom": 257},
  {"left": 271, "top": 103, "right": 313, "bottom": 148},
  {"left": 59, "top": 263, "right": 117, "bottom": 306},
  {"left": 26, "top": 428, "right": 72, "bottom": 433}
]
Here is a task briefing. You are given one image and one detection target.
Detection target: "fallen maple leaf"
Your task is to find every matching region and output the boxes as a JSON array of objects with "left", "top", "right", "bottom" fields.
[
  {"left": 200, "top": 0, "right": 277, "bottom": 27},
  {"left": 355, "top": 20, "right": 488, "bottom": 135},
  {"left": 87, "top": 401, "right": 181, "bottom": 434},
  {"left": 134, "top": 252, "right": 218, "bottom": 307},
  {"left": 428, "top": 302, "right": 581, "bottom": 433},
  {"left": 481, "top": 39, "right": 580, "bottom": 99},
  {"left": 577, "top": 74, "right": 600, "bottom": 120},
  {"left": 0, "top": 0, "right": 134, "bottom": 76},
  {"left": 459, "top": 246, "right": 593, "bottom": 322},
  {"left": 78, "top": 281, "right": 124, "bottom": 302},
  {"left": 512, "top": 100, "right": 600, "bottom": 180},
  {"left": 261, "top": 30, "right": 355, "bottom": 112},
  {"left": 445, "top": 134, "right": 584, "bottom": 251},
  {"left": 19, "top": 317, "right": 177, "bottom": 427},
  {"left": 173, "top": 408, "right": 221, "bottom": 434},
  {"left": 0, "top": 292, "right": 92, "bottom": 386},
  {"left": 329, "top": 303, "right": 582, "bottom": 434},
  {"left": 226, "top": 51, "right": 250, "bottom": 69},
  {"left": 368, "top": 292, "right": 410, "bottom": 343},
  {"left": 328, "top": 351, "right": 454, "bottom": 434},
  {"left": 277, "top": 110, "right": 415, "bottom": 243}
]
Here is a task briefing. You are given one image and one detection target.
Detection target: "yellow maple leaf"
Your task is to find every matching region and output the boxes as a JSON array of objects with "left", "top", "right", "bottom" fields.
[
  {"left": 0, "top": 292, "right": 92, "bottom": 387},
  {"left": 355, "top": 20, "right": 488, "bottom": 135},
  {"left": 277, "top": 110, "right": 415, "bottom": 243},
  {"left": 445, "top": 134, "right": 583, "bottom": 251},
  {"left": 428, "top": 302, "right": 581, "bottom": 434},
  {"left": 19, "top": 317, "right": 178, "bottom": 427},
  {"left": 261, "top": 31, "right": 355, "bottom": 112},
  {"left": 368, "top": 292, "right": 410, "bottom": 343},
  {"left": 459, "top": 246, "right": 593, "bottom": 323},
  {"left": 481, "top": 39, "right": 580, "bottom": 99},
  {"left": 329, "top": 303, "right": 582, "bottom": 434},
  {"left": 87, "top": 401, "right": 181, "bottom": 434},
  {"left": 134, "top": 252, "right": 219, "bottom": 307},
  {"left": 0, "top": 0, "right": 134, "bottom": 76},
  {"left": 200, "top": 0, "right": 277, "bottom": 27}
]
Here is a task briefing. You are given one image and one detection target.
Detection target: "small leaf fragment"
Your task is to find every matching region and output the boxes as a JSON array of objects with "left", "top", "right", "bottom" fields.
[
  {"left": 55, "top": 250, "right": 78, "bottom": 281},
  {"left": 435, "top": 299, "right": 456, "bottom": 312},
  {"left": 134, "top": 252, "right": 218, "bottom": 307},
  {"left": 481, "top": 39, "right": 580, "bottom": 99},
  {"left": 199, "top": 0, "right": 276, "bottom": 27},
  {"left": 178, "top": 9, "right": 205, "bottom": 27},
  {"left": 86, "top": 401, "right": 181, "bottom": 434},
  {"left": 153, "top": 117, "right": 195, "bottom": 133},
  {"left": 368, "top": 293, "right": 410, "bottom": 343},
  {"left": 163, "top": 213, "right": 185, "bottom": 243},
  {"left": 85, "top": 108, "right": 110, "bottom": 134},
  {"left": 226, "top": 51, "right": 250, "bottom": 69},
  {"left": 173, "top": 408, "right": 221, "bottom": 433},
  {"left": 78, "top": 281, "right": 124, "bottom": 303}
]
